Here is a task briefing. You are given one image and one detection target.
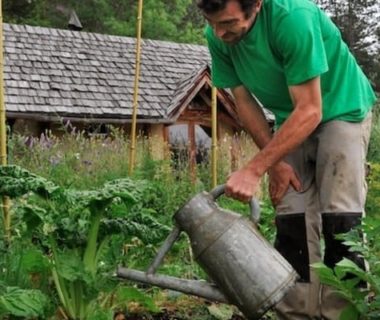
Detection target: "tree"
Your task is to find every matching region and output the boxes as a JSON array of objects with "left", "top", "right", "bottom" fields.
[
  {"left": 315, "top": 0, "right": 380, "bottom": 91},
  {"left": 3, "top": 0, "right": 206, "bottom": 44}
]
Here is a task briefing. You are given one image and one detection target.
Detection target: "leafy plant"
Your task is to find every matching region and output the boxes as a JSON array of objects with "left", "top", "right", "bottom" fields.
[
  {"left": 3, "top": 131, "right": 294, "bottom": 317},
  {"left": 366, "top": 162, "right": 380, "bottom": 219},
  {"left": 0, "top": 165, "right": 163, "bottom": 319},
  {"left": 0, "top": 283, "right": 49, "bottom": 318},
  {"left": 367, "top": 105, "right": 380, "bottom": 163},
  {"left": 312, "top": 216, "right": 380, "bottom": 320},
  {"left": 0, "top": 217, "right": 52, "bottom": 318}
]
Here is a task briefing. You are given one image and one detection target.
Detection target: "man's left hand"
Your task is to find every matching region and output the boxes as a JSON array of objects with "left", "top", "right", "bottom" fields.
[{"left": 268, "top": 161, "right": 302, "bottom": 206}]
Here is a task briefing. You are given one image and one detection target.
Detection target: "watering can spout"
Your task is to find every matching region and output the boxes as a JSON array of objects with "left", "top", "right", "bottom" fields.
[
  {"left": 116, "top": 267, "right": 229, "bottom": 303},
  {"left": 117, "top": 224, "right": 228, "bottom": 303}
]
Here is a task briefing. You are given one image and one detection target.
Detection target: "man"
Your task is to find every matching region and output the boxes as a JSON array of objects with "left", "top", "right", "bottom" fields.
[{"left": 197, "top": 0, "right": 377, "bottom": 319}]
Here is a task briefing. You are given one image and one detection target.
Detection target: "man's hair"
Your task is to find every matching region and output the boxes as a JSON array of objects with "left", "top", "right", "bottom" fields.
[{"left": 196, "top": 0, "right": 258, "bottom": 18}]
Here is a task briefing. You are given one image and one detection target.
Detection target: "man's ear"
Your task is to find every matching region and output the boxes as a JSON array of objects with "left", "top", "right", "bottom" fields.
[{"left": 254, "top": 0, "right": 263, "bottom": 13}]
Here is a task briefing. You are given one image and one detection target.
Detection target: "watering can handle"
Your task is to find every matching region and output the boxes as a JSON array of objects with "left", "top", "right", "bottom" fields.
[
  {"left": 210, "top": 184, "right": 261, "bottom": 224},
  {"left": 147, "top": 225, "right": 181, "bottom": 275}
]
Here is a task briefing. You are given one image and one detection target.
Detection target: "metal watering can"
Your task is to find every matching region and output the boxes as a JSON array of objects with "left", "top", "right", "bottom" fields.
[{"left": 117, "top": 185, "right": 298, "bottom": 319}]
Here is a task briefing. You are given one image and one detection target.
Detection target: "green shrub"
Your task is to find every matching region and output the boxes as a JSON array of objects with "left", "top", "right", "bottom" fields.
[
  {"left": 2, "top": 130, "right": 278, "bottom": 307},
  {"left": 367, "top": 102, "right": 380, "bottom": 163},
  {"left": 312, "top": 158, "right": 380, "bottom": 320},
  {"left": 313, "top": 216, "right": 380, "bottom": 320},
  {"left": 366, "top": 163, "right": 380, "bottom": 219},
  {"left": 0, "top": 165, "right": 161, "bottom": 319}
]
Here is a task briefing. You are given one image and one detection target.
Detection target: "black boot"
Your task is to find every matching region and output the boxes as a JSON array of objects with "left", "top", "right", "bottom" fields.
[
  {"left": 322, "top": 213, "right": 366, "bottom": 282},
  {"left": 275, "top": 213, "right": 310, "bottom": 282}
]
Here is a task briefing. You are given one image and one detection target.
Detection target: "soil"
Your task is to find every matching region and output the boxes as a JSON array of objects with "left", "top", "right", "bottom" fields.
[
  {"left": 124, "top": 312, "right": 246, "bottom": 320},
  {"left": 121, "top": 293, "right": 276, "bottom": 320},
  {"left": 124, "top": 310, "right": 274, "bottom": 320}
]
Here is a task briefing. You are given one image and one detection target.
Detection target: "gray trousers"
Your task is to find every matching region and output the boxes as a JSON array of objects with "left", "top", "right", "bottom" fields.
[{"left": 274, "top": 113, "right": 372, "bottom": 320}]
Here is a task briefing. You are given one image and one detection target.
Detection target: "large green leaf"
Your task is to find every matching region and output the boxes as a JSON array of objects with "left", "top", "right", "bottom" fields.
[
  {"left": 54, "top": 251, "right": 92, "bottom": 284},
  {"left": 20, "top": 247, "right": 50, "bottom": 273},
  {"left": 335, "top": 259, "right": 368, "bottom": 281},
  {"left": 339, "top": 304, "right": 359, "bottom": 320},
  {"left": 19, "top": 203, "right": 47, "bottom": 233},
  {"left": 0, "top": 286, "right": 48, "bottom": 317},
  {"left": 0, "top": 165, "right": 60, "bottom": 198},
  {"left": 311, "top": 262, "right": 341, "bottom": 287},
  {"left": 115, "top": 286, "right": 160, "bottom": 313},
  {"left": 67, "top": 178, "right": 145, "bottom": 211},
  {"left": 101, "top": 211, "right": 170, "bottom": 244},
  {"left": 86, "top": 307, "right": 113, "bottom": 320}
]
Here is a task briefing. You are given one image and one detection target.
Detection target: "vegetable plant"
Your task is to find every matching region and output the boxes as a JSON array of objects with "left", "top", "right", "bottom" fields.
[
  {"left": 0, "top": 282, "right": 49, "bottom": 318},
  {"left": 312, "top": 216, "right": 380, "bottom": 320},
  {"left": 0, "top": 165, "right": 167, "bottom": 319},
  {"left": 0, "top": 201, "right": 52, "bottom": 318}
]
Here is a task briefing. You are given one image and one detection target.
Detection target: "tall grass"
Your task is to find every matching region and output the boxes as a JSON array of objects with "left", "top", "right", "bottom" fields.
[
  {"left": 368, "top": 102, "right": 380, "bottom": 163},
  {"left": 8, "top": 129, "right": 132, "bottom": 188},
  {"left": 8, "top": 129, "right": 259, "bottom": 191}
]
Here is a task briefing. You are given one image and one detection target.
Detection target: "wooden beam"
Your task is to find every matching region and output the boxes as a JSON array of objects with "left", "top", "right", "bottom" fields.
[{"left": 6, "top": 112, "right": 175, "bottom": 125}]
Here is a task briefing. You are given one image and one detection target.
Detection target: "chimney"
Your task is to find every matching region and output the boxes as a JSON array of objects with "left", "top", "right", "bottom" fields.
[{"left": 68, "top": 10, "right": 83, "bottom": 31}]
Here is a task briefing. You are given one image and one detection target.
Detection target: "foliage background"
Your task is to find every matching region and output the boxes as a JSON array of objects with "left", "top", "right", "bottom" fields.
[{"left": 3, "top": 0, "right": 206, "bottom": 44}]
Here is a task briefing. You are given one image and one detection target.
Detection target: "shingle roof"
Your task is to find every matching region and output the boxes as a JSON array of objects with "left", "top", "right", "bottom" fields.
[
  {"left": 3, "top": 23, "right": 211, "bottom": 122},
  {"left": 167, "top": 65, "right": 209, "bottom": 118}
]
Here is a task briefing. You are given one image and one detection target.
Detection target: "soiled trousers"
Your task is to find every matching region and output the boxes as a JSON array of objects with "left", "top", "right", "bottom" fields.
[{"left": 274, "top": 113, "right": 372, "bottom": 320}]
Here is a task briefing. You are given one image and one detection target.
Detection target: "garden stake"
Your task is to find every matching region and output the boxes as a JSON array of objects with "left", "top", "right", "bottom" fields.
[
  {"left": 211, "top": 86, "right": 218, "bottom": 188},
  {"left": 129, "top": 0, "right": 144, "bottom": 175},
  {"left": 0, "top": 0, "right": 11, "bottom": 243}
]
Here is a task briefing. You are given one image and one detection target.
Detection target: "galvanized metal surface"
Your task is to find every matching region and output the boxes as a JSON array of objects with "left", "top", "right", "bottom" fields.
[
  {"left": 196, "top": 217, "right": 297, "bottom": 318},
  {"left": 174, "top": 190, "right": 298, "bottom": 319}
]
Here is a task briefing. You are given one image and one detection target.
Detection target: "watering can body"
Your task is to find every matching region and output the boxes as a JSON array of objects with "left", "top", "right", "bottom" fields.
[{"left": 117, "top": 186, "right": 298, "bottom": 319}]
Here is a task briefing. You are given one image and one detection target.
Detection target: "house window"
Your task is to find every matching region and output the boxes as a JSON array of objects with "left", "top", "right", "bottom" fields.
[{"left": 86, "top": 123, "right": 110, "bottom": 137}]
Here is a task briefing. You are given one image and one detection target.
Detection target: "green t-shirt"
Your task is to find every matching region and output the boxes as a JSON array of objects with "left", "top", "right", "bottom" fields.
[{"left": 206, "top": 0, "right": 377, "bottom": 125}]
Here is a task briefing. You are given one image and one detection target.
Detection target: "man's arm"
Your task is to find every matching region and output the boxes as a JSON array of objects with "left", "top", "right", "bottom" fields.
[
  {"left": 226, "top": 77, "right": 322, "bottom": 202},
  {"left": 231, "top": 85, "right": 273, "bottom": 149}
]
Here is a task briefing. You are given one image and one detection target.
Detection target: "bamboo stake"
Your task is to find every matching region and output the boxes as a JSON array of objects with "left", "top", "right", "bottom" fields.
[
  {"left": 128, "top": 0, "right": 144, "bottom": 175},
  {"left": 0, "top": 0, "right": 11, "bottom": 242},
  {"left": 211, "top": 86, "right": 218, "bottom": 188}
]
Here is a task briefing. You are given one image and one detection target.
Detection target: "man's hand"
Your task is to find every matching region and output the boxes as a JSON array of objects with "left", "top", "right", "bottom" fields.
[
  {"left": 268, "top": 161, "right": 302, "bottom": 206},
  {"left": 225, "top": 166, "right": 261, "bottom": 203}
]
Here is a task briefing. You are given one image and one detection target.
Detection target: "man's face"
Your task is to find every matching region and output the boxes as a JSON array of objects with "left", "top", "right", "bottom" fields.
[{"left": 204, "top": 0, "right": 262, "bottom": 44}]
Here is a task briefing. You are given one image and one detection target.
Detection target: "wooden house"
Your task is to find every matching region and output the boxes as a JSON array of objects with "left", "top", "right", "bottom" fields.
[{"left": 3, "top": 23, "right": 274, "bottom": 163}]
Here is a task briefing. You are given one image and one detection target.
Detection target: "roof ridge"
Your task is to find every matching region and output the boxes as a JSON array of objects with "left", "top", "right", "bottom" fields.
[{"left": 4, "top": 22, "right": 208, "bottom": 51}]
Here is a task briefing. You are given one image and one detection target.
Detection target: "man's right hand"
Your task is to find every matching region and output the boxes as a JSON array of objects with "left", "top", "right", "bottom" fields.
[
  {"left": 225, "top": 165, "right": 262, "bottom": 203},
  {"left": 268, "top": 161, "right": 302, "bottom": 206}
]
